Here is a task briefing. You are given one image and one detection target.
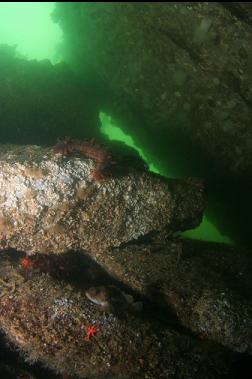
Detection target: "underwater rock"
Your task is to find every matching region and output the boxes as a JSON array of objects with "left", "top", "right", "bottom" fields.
[
  {"left": 222, "top": 2, "right": 252, "bottom": 25},
  {"left": 0, "top": 252, "right": 240, "bottom": 379},
  {"left": 95, "top": 236, "right": 252, "bottom": 354},
  {"left": 0, "top": 363, "right": 40, "bottom": 379},
  {"left": 0, "top": 143, "right": 204, "bottom": 255},
  {"left": 53, "top": 2, "right": 252, "bottom": 179}
]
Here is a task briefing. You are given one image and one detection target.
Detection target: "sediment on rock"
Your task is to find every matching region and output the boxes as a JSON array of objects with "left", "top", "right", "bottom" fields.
[
  {"left": 0, "top": 252, "right": 239, "bottom": 379},
  {"left": 53, "top": 2, "right": 252, "bottom": 179},
  {"left": 0, "top": 144, "right": 204, "bottom": 255},
  {"left": 95, "top": 235, "right": 252, "bottom": 354}
]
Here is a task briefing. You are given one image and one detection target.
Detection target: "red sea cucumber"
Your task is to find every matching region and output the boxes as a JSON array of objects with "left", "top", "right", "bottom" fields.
[{"left": 53, "top": 138, "right": 115, "bottom": 182}]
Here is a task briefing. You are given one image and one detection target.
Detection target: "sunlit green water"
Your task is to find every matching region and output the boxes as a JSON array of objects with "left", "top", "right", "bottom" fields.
[{"left": 0, "top": 2, "right": 62, "bottom": 62}]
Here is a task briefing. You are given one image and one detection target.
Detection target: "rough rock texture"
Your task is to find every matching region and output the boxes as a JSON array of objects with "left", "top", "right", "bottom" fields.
[
  {"left": 0, "top": 144, "right": 204, "bottom": 254},
  {"left": 53, "top": 2, "right": 252, "bottom": 179},
  {"left": 94, "top": 235, "right": 252, "bottom": 354},
  {"left": 0, "top": 252, "right": 240, "bottom": 379},
  {"left": 0, "top": 360, "right": 46, "bottom": 379},
  {"left": 222, "top": 3, "right": 252, "bottom": 26}
]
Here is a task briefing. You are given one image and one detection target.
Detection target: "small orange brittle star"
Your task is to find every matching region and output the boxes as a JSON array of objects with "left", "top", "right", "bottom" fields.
[
  {"left": 198, "top": 330, "right": 208, "bottom": 341},
  {"left": 20, "top": 257, "right": 33, "bottom": 270},
  {"left": 84, "top": 324, "right": 98, "bottom": 341}
]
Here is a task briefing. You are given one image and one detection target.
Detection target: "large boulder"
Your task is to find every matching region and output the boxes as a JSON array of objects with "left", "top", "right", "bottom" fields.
[
  {"left": 94, "top": 235, "right": 252, "bottom": 354},
  {"left": 0, "top": 143, "right": 204, "bottom": 254},
  {"left": 53, "top": 2, "right": 252, "bottom": 180}
]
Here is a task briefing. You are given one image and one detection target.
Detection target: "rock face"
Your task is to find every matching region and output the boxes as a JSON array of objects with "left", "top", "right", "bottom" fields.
[
  {"left": 221, "top": 2, "right": 252, "bottom": 25},
  {"left": 53, "top": 2, "right": 252, "bottom": 179},
  {"left": 0, "top": 144, "right": 204, "bottom": 254},
  {"left": 94, "top": 235, "right": 252, "bottom": 354},
  {"left": 0, "top": 252, "right": 239, "bottom": 379}
]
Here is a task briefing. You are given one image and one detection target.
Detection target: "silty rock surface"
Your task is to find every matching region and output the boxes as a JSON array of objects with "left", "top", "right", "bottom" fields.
[
  {"left": 95, "top": 235, "right": 252, "bottom": 354},
  {"left": 54, "top": 2, "right": 252, "bottom": 178},
  {"left": 0, "top": 252, "right": 238, "bottom": 379},
  {"left": 0, "top": 144, "right": 204, "bottom": 255}
]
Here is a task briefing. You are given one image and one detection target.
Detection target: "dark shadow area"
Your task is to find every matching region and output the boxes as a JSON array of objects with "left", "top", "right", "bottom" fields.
[
  {"left": 0, "top": 333, "right": 63, "bottom": 379},
  {"left": 221, "top": 2, "right": 252, "bottom": 27},
  {"left": 147, "top": 128, "right": 252, "bottom": 248},
  {"left": 0, "top": 44, "right": 101, "bottom": 146},
  {"left": 180, "top": 238, "right": 252, "bottom": 300},
  {"left": 103, "top": 105, "right": 252, "bottom": 248}
]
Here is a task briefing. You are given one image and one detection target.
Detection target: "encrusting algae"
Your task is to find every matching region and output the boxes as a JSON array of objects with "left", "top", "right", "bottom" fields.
[{"left": 0, "top": 251, "right": 236, "bottom": 379}]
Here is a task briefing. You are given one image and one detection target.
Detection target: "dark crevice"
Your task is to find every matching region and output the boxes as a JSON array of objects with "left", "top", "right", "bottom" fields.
[
  {"left": 159, "top": 25, "right": 252, "bottom": 111},
  {"left": 0, "top": 333, "right": 62, "bottom": 379},
  {"left": 1, "top": 249, "right": 196, "bottom": 339},
  {"left": 117, "top": 230, "right": 162, "bottom": 249},
  {"left": 158, "top": 27, "right": 201, "bottom": 64},
  {"left": 220, "top": 69, "right": 252, "bottom": 110},
  {"left": 220, "top": 2, "right": 252, "bottom": 27}
]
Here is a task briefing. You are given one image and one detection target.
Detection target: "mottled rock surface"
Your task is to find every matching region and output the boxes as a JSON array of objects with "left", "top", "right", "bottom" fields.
[
  {"left": 54, "top": 2, "right": 252, "bottom": 179},
  {"left": 95, "top": 236, "right": 252, "bottom": 354},
  {"left": 0, "top": 144, "right": 204, "bottom": 254},
  {"left": 0, "top": 252, "right": 239, "bottom": 379},
  {"left": 222, "top": 2, "right": 252, "bottom": 26}
]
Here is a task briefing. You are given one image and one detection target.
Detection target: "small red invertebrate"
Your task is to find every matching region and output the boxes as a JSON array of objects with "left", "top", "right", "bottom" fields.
[
  {"left": 139, "top": 255, "right": 146, "bottom": 262},
  {"left": 0, "top": 232, "right": 6, "bottom": 240},
  {"left": 84, "top": 324, "right": 98, "bottom": 341},
  {"left": 53, "top": 137, "right": 115, "bottom": 182},
  {"left": 20, "top": 257, "right": 33, "bottom": 270},
  {"left": 198, "top": 330, "right": 208, "bottom": 341}
]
